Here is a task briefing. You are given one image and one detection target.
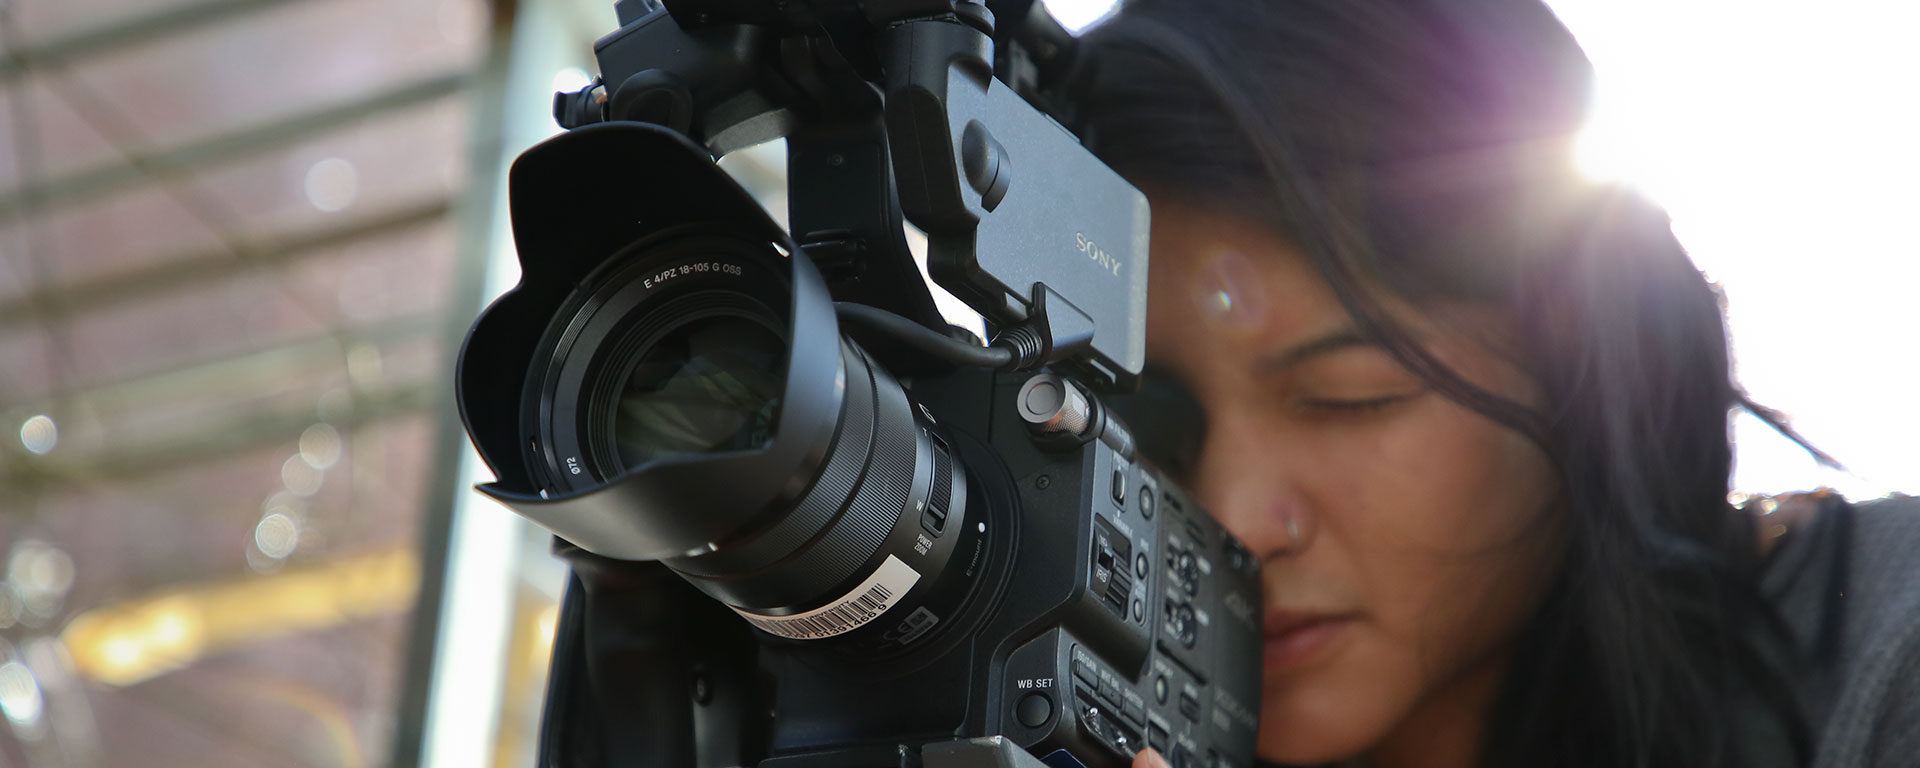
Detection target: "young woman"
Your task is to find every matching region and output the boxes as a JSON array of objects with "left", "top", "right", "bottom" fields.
[{"left": 1063, "top": 1, "right": 1920, "bottom": 766}]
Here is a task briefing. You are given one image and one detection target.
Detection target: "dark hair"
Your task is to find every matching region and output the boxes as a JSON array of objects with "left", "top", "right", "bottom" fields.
[{"left": 1072, "top": 1, "right": 1815, "bottom": 765}]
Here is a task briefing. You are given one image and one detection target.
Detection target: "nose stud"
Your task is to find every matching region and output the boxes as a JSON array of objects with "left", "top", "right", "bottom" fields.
[{"left": 1273, "top": 502, "right": 1314, "bottom": 555}]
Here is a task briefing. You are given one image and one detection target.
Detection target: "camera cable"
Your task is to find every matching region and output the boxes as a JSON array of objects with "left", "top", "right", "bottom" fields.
[{"left": 833, "top": 301, "right": 1018, "bottom": 370}]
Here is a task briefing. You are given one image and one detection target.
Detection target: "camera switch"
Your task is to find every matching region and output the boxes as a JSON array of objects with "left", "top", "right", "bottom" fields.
[
  {"left": 921, "top": 506, "right": 947, "bottom": 536},
  {"left": 1179, "top": 691, "right": 1202, "bottom": 723},
  {"left": 1111, "top": 465, "right": 1129, "bottom": 508},
  {"left": 1016, "top": 692, "right": 1053, "bottom": 728},
  {"left": 1123, "top": 691, "right": 1147, "bottom": 728},
  {"left": 1072, "top": 645, "right": 1099, "bottom": 687},
  {"left": 1148, "top": 719, "right": 1170, "bottom": 751}
]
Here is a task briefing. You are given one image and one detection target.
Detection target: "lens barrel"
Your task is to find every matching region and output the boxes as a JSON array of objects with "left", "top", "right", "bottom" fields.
[{"left": 457, "top": 121, "right": 988, "bottom": 648}]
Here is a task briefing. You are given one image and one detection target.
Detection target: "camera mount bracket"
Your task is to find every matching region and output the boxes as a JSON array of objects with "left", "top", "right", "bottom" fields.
[{"left": 559, "top": 0, "right": 1148, "bottom": 389}]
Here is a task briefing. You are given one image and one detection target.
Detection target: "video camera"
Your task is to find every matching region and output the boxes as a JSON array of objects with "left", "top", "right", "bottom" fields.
[{"left": 453, "top": 1, "right": 1262, "bottom": 766}]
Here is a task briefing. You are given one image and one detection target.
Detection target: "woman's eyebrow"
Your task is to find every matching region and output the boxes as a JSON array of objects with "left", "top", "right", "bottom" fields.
[{"left": 1256, "top": 328, "right": 1377, "bottom": 372}]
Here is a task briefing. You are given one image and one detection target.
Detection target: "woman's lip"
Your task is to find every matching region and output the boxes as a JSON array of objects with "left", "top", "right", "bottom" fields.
[
  {"left": 1263, "top": 608, "right": 1355, "bottom": 637},
  {"left": 1263, "top": 615, "right": 1355, "bottom": 672}
]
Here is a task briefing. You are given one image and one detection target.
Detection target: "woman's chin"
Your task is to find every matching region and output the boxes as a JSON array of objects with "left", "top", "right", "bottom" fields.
[
  {"left": 1254, "top": 674, "right": 1405, "bottom": 765},
  {"left": 1257, "top": 721, "right": 1377, "bottom": 767}
]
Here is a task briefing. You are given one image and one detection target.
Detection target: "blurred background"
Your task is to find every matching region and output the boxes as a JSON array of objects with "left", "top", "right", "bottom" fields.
[{"left": 0, "top": 1, "right": 1911, "bottom": 767}]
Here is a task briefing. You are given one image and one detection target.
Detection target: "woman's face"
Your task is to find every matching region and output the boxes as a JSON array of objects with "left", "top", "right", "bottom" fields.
[{"left": 1143, "top": 198, "right": 1563, "bottom": 765}]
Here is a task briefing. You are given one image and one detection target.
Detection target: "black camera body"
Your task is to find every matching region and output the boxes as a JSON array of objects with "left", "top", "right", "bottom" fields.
[
  {"left": 454, "top": 2, "right": 1264, "bottom": 767},
  {"left": 745, "top": 365, "right": 1266, "bottom": 768}
]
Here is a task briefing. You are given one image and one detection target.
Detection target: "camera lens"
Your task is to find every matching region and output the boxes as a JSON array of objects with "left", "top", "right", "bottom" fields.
[
  {"left": 585, "top": 293, "right": 786, "bottom": 474},
  {"left": 501, "top": 230, "right": 994, "bottom": 652},
  {"left": 456, "top": 120, "right": 1012, "bottom": 655},
  {"left": 522, "top": 236, "right": 795, "bottom": 494},
  {"left": 613, "top": 314, "right": 780, "bottom": 463}
]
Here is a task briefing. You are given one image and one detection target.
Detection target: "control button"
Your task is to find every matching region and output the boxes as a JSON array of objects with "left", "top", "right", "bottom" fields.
[
  {"left": 1179, "top": 691, "right": 1201, "bottom": 722},
  {"left": 1225, "top": 539, "right": 1252, "bottom": 574},
  {"left": 1097, "top": 675, "right": 1123, "bottom": 711},
  {"left": 1132, "top": 597, "right": 1145, "bottom": 622},
  {"left": 1016, "top": 692, "right": 1053, "bottom": 728},
  {"left": 1135, "top": 551, "right": 1149, "bottom": 579},
  {"left": 1139, "top": 486, "right": 1156, "bottom": 519},
  {"left": 1184, "top": 518, "right": 1206, "bottom": 546},
  {"left": 1147, "top": 720, "right": 1169, "bottom": 751},
  {"left": 1072, "top": 645, "right": 1099, "bottom": 686},
  {"left": 1122, "top": 692, "right": 1146, "bottom": 727},
  {"left": 1153, "top": 674, "right": 1169, "bottom": 704},
  {"left": 1019, "top": 373, "right": 1092, "bottom": 435},
  {"left": 1172, "top": 602, "right": 1198, "bottom": 648},
  {"left": 1111, "top": 464, "right": 1128, "bottom": 507}
]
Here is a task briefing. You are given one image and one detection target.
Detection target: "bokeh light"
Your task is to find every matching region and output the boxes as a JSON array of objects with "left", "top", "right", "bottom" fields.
[
  {"left": 254, "top": 513, "right": 302, "bottom": 560},
  {"left": 300, "top": 423, "right": 344, "bottom": 470},
  {"left": 551, "top": 66, "right": 593, "bottom": 94},
  {"left": 282, "top": 454, "right": 326, "bottom": 497},
  {"left": 304, "top": 156, "right": 361, "bottom": 212},
  {"left": 0, "top": 660, "right": 45, "bottom": 732},
  {"left": 1042, "top": 0, "right": 1119, "bottom": 32},
  {"left": 18, "top": 414, "right": 57, "bottom": 455}
]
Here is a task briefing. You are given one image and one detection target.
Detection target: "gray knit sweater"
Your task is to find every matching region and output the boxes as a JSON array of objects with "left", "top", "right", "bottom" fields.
[{"left": 1761, "top": 494, "right": 1920, "bottom": 767}]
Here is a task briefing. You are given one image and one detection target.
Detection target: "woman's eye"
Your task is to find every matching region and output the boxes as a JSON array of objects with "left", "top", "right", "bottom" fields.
[{"left": 1294, "top": 394, "right": 1412, "bottom": 415}]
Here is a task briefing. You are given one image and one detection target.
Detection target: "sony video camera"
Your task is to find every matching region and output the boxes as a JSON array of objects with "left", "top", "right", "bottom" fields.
[{"left": 453, "top": 1, "right": 1263, "bottom": 766}]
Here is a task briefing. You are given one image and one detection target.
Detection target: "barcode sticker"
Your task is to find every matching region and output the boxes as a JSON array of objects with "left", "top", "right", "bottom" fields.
[{"left": 734, "top": 554, "right": 921, "bottom": 640}]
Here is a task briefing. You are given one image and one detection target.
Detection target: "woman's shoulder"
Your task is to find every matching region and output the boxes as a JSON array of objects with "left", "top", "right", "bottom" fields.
[
  {"left": 1833, "top": 494, "right": 1920, "bottom": 609},
  {"left": 1766, "top": 492, "right": 1920, "bottom": 626},
  {"left": 1756, "top": 491, "right": 1920, "bottom": 768},
  {"left": 1757, "top": 489, "right": 1919, "bottom": 585}
]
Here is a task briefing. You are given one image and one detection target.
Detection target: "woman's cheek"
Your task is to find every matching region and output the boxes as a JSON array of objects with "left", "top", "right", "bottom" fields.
[{"left": 1351, "top": 399, "right": 1542, "bottom": 552}]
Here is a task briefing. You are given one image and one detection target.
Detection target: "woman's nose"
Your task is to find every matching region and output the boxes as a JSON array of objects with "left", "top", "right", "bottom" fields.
[{"left": 1193, "top": 422, "right": 1315, "bottom": 561}]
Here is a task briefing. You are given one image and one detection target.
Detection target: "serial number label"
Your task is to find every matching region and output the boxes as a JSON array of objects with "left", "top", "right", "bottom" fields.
[
  {"left": 643, "top": 260, "right": 744, "bottom": 289},
  {"left": 733, "top": 555, "right": 921, "bottom": 640}
]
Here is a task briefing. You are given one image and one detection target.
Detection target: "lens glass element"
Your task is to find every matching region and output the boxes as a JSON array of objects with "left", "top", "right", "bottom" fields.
[{"left": 611, "top": 313, "right": 784, "bottom": 469}]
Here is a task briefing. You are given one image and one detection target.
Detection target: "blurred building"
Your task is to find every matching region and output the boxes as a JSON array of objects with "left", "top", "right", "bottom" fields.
[
  {"left": 0, "top": 0, "right": 489, "bottom": 765},
  {"left": 0, "top": 1, "right": 794, "bottom": 765}
]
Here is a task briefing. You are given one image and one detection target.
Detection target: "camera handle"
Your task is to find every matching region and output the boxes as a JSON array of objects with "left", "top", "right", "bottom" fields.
[{"left": 557, "top": 0, "right": 1143, "bottom": 389}]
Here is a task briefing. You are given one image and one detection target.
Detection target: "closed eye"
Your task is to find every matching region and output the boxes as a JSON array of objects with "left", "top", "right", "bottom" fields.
[{"left": 1295, "top": 394, "right": 1415, "bottom": 415}]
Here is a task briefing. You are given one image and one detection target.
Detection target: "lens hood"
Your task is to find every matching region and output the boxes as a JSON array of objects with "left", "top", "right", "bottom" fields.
[{"left": 456, "top": 121, "right": 844, "bottom": 561}]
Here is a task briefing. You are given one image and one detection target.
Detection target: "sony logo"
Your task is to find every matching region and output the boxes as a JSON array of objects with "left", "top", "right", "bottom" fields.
[{"left": 1075, "top": 232, "right": 1122, "bottom": 276}]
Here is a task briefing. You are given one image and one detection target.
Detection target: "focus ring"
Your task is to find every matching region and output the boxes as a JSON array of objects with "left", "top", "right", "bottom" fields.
[
  {"left": 669, "top": 342, "right": 921, "bottom": 613},
  {"left": 670, "top": 341, "right": 874, "bottom": 579}
]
